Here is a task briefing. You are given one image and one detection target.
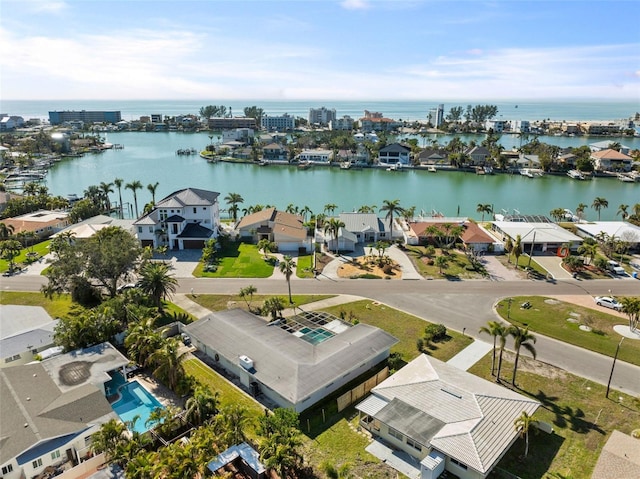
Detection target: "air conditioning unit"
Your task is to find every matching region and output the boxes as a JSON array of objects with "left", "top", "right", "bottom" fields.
[{"left": 238, "top": 355, "right": 254, "bottom": 371}]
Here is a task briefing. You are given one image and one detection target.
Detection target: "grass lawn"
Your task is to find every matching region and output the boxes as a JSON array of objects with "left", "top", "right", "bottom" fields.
[
  {"left": 155, "top": 301, "right": 198, "bottom": 327},
  {"left": 496, "top": 296, "right": 640, "bottom": 366},
  {"left": 321, "top": 299, "right": 473, "bottom": 364},
  {"left": 495, "top": 253, "right": 548, "bottom": 276},
  {"left": 295, "top": 254, "right": 314, "bottom": 278},
  {"left": 0, "top": 291, "right": 79, "bottom": 318},
  {"left": 189, "top": 294, "right": 334, "bottom": 313},
  {"left": 469, "top": 353, "right": 640, "bottom": 479},
  {"left": 0, "top": 240, "right": 51, "bottom": 272},
  {"left": 193, "top": 242, "right": 274, "bottom": 278},
  {"left": 183, "top": 358, "right": 264, "bottom": 438},
  {"left": 404, "top": 246, "right": 487, "bottom": 279}
]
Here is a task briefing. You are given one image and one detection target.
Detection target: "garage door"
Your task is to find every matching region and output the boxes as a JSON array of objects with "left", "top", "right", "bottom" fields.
[{"left": 183, "top": 240, "right": 205, "bottom": 249}]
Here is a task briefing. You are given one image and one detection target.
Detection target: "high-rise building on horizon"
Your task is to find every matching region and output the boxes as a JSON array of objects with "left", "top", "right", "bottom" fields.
[{"left": 308, "top": 107, "right": 337, "bottom": 126}]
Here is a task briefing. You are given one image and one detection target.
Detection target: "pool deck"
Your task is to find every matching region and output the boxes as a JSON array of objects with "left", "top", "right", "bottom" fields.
[{"left": 128, "top": 372, "right": 186, "bottom": 410}]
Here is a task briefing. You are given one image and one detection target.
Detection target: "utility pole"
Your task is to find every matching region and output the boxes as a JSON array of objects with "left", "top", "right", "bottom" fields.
[{"left": 606, "top": 337, "right": 624, "bottom": 398}]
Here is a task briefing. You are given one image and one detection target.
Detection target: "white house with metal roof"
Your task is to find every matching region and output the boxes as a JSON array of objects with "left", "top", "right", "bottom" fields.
[
  {"left": 0, "top": 343, "right": 127, "bottom": 479},
  {"left": 574, "top": 221, "right": 640, "bottom": 252},
  {"left": 356, "top": 355, "right": 540, "bottom": 479},
  {"left": 325, "top": 212, "right": 394, "bottom": 251},
  {"left": 133, "top": 187, "right": 220, "bottom": 250},
  {"left": 0, "top": 305, "right": 58, "bottom": 368},
  {"left": 185, "top": 309, "right": 398, "bottom": 412},
  {"left": 491, "top": 221, "right": 583, "bottom": 254}
]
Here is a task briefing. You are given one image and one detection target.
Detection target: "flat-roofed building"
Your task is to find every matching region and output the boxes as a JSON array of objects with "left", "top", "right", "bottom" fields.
[{"left": 48, "top": 111, "right": 122, "bottom": 125}]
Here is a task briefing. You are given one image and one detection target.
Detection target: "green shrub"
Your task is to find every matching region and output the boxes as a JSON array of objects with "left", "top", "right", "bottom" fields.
[{"left": 424, "top": 323, "right": 447, "bottom": 342}]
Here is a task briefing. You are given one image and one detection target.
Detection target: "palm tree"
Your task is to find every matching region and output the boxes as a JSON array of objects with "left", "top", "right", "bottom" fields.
[
  {"left": 126, "top": 180, "right": 143, "bottom": 218},
  {"left": 147, "top": 181, "right": 159, "bottom": 205},
  {"left": 137, "top": 261, "right": 178, "bottom": 311},
  {"left": 99, "top": 181, "right": 114, "bottom": 213},
  {"left": 279, "top": 255, "right": 296, "bottom": 304},
  {"left": 215, "top": 404, "right": 252, "bottom": 448},
  {"left": 549, "top": 207, "right": 566, "bottom": 222},
  {"left": 263, "top": 296, "right": 285, "bottom": 322},
  {"left": 476, "top": 203, "right": 492, "bottom": 222},
  {"left": 323, "top": 218, "right": 345, "bottom": 253},
  {"left": 185, "top": 385, "right": 219, "bottom": 427},
  {"left": 125, "top": 316, "right": 164, "bottom": 367},
  {"left": 479, "top": 320, "right": 504, "bottom": 376},
  {"left": 148, "top": 337, "right": 185, "bottom": 391},
  {"left": 379, "top": 199, "right": 404, "bottom": 239},
  {"left": 239, "top": 285, "right": 258, "bottom": 310},
  {"left": 224, "top": 192, "right": 244, "bottom": 222},
  {"left": 495, "top": 324, "right": 510, "bottom": 383},
  {"left": 592, "top": 196, "right": 608, "bottom": 221},
  {"left": 509, "top": 326, "right": 537, "bottom": 385},
  {"left": 434, "top": 254, "right": 449, "bottom": 275},
  {"left": 512, "top": 234, "right": 523, "bottom": 268},
  {"left": 514, "top": 411, "right": 538, "bottom": 459},
  {"left": 324, "top": 203, "right": 338, "bottom": 216},
  {"left": 617, "top": 204, "right": 629, "bottom": 220},
  {"left": 577, "top": 242, "right": 598, "bottom": 265},
  {"left": 0, "top": 222, "right": 15, "bottom": 240},
  {"left": 114, "top": 178, "right": 124, "bottom": 219},
  {"left": 91, "top": 419, "right": 128, "bottom": 461},
  {"left": 619, "top": 296, "right": 640, "bottom": 332},
  {"left": 0, "top": 239, "right": 22, "bottom": 273}
]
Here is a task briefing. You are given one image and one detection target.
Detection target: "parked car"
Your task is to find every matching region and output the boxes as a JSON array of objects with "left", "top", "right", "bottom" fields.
[
  {"left": 606, "top": 260, "right": 626, "bottom": 275},
  {"left": 180, "top": 333, "right": 191, "bottom": 346},
  {"left": 594, "top": 296, "right": 622, "bottom": 311}
]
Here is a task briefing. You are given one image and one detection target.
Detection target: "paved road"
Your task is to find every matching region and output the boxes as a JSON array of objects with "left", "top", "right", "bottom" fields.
[{"left": 2, "top": 274, "right": 639, "bottom": 396}]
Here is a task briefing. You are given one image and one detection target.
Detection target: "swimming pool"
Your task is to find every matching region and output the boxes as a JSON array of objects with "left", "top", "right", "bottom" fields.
[
  {"left": 111, "top": 381, "right": 164, "bottom": 433},
  {"left": 299, "top": 327, "right": 334, "bottom": 345}
]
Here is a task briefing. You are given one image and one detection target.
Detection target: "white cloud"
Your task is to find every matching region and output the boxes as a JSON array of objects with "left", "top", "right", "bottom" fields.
[
  {"left": 340, "top": 0, "right": 370, "bottom": 11},
  {"left": 23, "top": 0, "right": 68, "bottom": 14}
]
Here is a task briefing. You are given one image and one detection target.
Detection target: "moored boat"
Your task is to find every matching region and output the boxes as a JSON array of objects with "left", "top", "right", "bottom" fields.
[{"left": 567, "top": 169, "right": 585, "bottom": 180}]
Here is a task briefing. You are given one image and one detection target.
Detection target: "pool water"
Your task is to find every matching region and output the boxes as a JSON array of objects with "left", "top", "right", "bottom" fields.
[
  {"left": 300, "top": 327, "right": 334, "bottom": 345},
  {"left": 111, "top": 381, "right": 164, "bottom": 433}
]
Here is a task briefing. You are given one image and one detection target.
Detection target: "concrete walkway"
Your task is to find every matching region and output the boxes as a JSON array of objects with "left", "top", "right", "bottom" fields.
[
  {"left": 446, "top": 339, "right": 494, "bottom": 371},
  {"left": 281, "top": 294, "right": 363, "bottom": 317},
  {"left": 172, "top": 293, "right": 212, "bottom": 319}
]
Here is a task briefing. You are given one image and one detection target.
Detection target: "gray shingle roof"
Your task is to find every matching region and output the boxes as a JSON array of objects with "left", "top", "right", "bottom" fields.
[
  {"left": 185, "top": 309, "right": 398, "bottom": 404},
  {"left": 155, "top": 188, "right": 219, "bottom": 209},
  {"left": 339, "top": 213, "right": 390, "bottom": 234},
  {"left": 368, "top": 355, "right": 540, "bottom": 475},
  {"left": 176, "top": 222, "right": 214, "bottom": 239}
]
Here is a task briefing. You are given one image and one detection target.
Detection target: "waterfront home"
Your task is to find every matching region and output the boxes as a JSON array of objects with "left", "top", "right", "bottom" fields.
[
  {"left": 184, "top": 309, "right": 398, "bottom": 413},
  {"left": 590, "top": 148, "right": 633, "bottom": 172},
  {"left": 416, "top": 148, "right": 449, "bottom": 166},
  {"left": 325, "top": 212, "right": 393, "bottom": 252},
  {"left": 0, "top": 343, "right": 128, "bottom": 479},
  {"left": 491, "top": 220, "right": 583, "bottom": 254},
  {"left": 221, "top": 128, "right": 254, "bottom": 145},
  {"left": 356, "top": 355, "right": 540, "bottom": 479},
  {"left": 235, "top": 207, "right": 311, "bottom": 253},
  {"left": 354, "top": 132, "right": 379, "bottom": 143},
  {"left": 589, "top": 140, "right": 631, "bottom": 155},
  {"left": 133, "top": 188, "right": 220, "bottom": 250},
  {"left": 262, "top": 142, "right": 287, "bottom": 162},
  {"left": 0, "top": 305, "right": 58, "bottom": 368},
  {"left": 296, "top": 149, "right": 333, "bottom": 163},
  {"left": 515, "top": 154, "right": 541, "bottom": 169},
  {"left": 574, "top": 221, "right": 640, "bottom": 252},
  {"left": 2, "top": 210, "right": 70, "bottom": 240},
  {"left": 0, "top": 115, "right": 25, "bottom": 132},
  {"left": 378, "top": 143, "right": 412, "bottom": 165},
  {"left": 54, "top": 214, "right": 135, "bottom": 240},
  {"left": 464, "top": 146, "right": 491, "bottom": 166},
  {"left": 407, "top": 220, "right": 495, "bottom": 252}
]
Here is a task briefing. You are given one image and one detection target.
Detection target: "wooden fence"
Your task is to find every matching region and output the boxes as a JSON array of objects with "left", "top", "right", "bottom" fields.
[{"left": 336, "top": 367, "right": 389, "bottom": 412}]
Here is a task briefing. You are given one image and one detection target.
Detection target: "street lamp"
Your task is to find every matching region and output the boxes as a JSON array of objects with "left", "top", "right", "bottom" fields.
[{"left": 606, "top": 337, "right": 624, "bottom": 398}]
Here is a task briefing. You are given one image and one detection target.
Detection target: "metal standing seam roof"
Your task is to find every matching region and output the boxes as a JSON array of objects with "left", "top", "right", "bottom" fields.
[
  {"left": 492, "top": 221, "right": 582, "bottom": 244},
  {"left": 0, "top": 321, "right": 58, "bottom": 359},
  {"left": 339, "top": 213, "right": 390, "bottom": 234},
  {"left": 185, "top": 309, "right": 398, "bottom": 404},
  {"left": 368, "top": 355, "right": 540, "bottom": 475},
  {"left": 575, "top": 221, "right": 640, "bottom": 242}
]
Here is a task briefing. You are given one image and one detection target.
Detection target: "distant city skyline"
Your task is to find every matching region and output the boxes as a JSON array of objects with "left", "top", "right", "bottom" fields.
[{"left": 1, "top": 0, "right": 639, "bottom": 101}]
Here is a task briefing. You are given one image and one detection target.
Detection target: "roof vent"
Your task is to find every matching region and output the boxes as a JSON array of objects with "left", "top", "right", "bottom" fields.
[
  {"left": 440, "top": 388, "right": 462, "bottom": 399},
  {"left": 238, "top": 355, "right": 254, "bottom": 371}
]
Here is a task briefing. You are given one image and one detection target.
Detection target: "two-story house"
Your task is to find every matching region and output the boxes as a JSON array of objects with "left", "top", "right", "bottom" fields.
[
  {"left": 133, "top": 188, "right": 220, "bottom": 250},
  {"left": 378, "top": 143, "right": 412, "bottom": 165}
]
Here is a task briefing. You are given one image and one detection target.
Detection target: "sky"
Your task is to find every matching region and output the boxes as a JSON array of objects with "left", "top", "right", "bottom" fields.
[{"left": 1, "top": 0, "right": 639, "bottom": 101}]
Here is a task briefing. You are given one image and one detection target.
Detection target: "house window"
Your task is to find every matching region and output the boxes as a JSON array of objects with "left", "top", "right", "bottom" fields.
[
  {"left": 137, "top": 227, "right": 142, "bottom": 233},
  {"left": 84, "top": 436, "right": 92, "bottom": 446},
  {"left": 51, "top": 450, "right": 60, "bottom": 460},
  {"left": 5, "top": 354, "right": 21, "bottom": 363},
  {"left": 450, "top": 458, "right": 468, "bottom": 470},
  {"left": 32, "top": 458, "right": 43, "bottom": 469},
  {"left": 193, "top": 207, "right": 197, "bottom": 214},
  {"left": 388, "top": 427, "right": 403, "bottom": 441},
  {"left": 2, "top": 464, "right": 14, "bottom": 474},
  {"left": 172, "top": 224, "right": 178, "bottom": 234},
  {"left": 149, "top": 227, "right": 153, "bottom": 233},
  {"left": 406, "top": 438, "right": 422, "bottom": 451}
]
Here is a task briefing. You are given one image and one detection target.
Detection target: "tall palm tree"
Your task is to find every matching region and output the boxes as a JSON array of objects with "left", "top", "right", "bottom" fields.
[
  {"left": 324, "top": 203, "right": 338, "bottom": 216},
  {"left": 239, "top": 284, "right": 258, "bottom": 310},
  {"left": 137, "top": 261, "right": 178, "bottom": 311},
  {"left": 512, "top": 234, "right": 523, "bottom": 268},
  {"left": 125, "top": 316, "right": 164, "bottom": 366},
  {"left": 324, "top": 218, "right": 345, "bottom": 253},
  {"left": 224, "top": 192, "right": 244, "bottom": 222},
  {"left": 495, "top": 324, "right": 510, "bottom": 383},
  {"left": 91, "top": 419, "right": 128, "bottom": 461},
  {"left": 279, "top": 255, "right": 296, "bottom": 304},
  {"left": 0, "top": 222, "right": 15, "bottom": 240},
  {"left": 147, "top": 181, "right": 159, "bottom": 205},
  {"left": 99, "top": 181, "right": 114, "bottom": 213},
  {"left": 185, "top": 385, "right": 220, "bottom": 427},
  {"left": 479, "top": 320, "right": 504, "bottom": 376},
  {"left": 592, "top": 196, "right": 608, "bottom": 221},
  {"left": 126, "top": 180, "right": 143, "bottom": 218},
  {"left": 148, "top": 337, "right": 185, "bottom": 391},
  {"left": 476, "top": 203, "right": 492, "bottom": 222},
  {"left": 215, "top": 404, "right": 252, "bottom": 448},
  {"left": 114, "top": 178, "right": 124, "bottom": 219},
  {"left": 509, "top": 325, "right": 537, "bottom": 386},
  {"left": 514, "top": 410, "right": 538, "bottom": 459},
  {"left": 617, "top": 204, "right": 629, "bottom": 220},
  {"left": 379, "top": 199, "right": 404, "bottom": 239}
]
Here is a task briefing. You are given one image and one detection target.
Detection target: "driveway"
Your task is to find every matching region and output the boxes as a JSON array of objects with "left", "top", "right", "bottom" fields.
[{"left": 534, "top": 255, "right": 573, "bottom": 279}]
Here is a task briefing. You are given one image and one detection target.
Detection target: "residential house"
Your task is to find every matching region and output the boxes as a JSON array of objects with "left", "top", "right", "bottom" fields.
[
  {"left": 222, "top": 128, "right": 254, "bottom": 144},
  {"left": 515, "top": 154, "right": 541, "bottom": 169},
  {"left": 2, "top": 210, "right": 70, "bottom": 240},
  {"left": 133, "top": 188, "right": 220, "bottom": 250},
  {"left": 0, "top": 343, "right": 128, "bottom": 479},
  {"left": 325, "top": 212, "right": 393, "bottom": 252},
  {"left": 0, "top": 115, "right": 25, "bottom": 132},
  {"left": 236, "top": 207, "right": 311, "bottom": 253},
  {"left": 590, "top": 149, "right": 633, "bottom": 172},
  {"left": 354, "top": 132, "right": 379, "bottom": 143},
  {"left": 297, "top": 149, "right": 333, "bottom": 163},
  {"left": 484, "top": 120, "right": 506, "bottom": 133},
  {"left": 464, "top": 146, "right": 491, "bottom": 166},
  {"left": 184, "top": 309, "right": 398, "bottom": 412},
  {"left": 356, "top": 355, "right": 540, "bottom": 479},
  {"left": 207, "top": 442, "right": 266, "bottom": 478},
  {"left": 589, "top": 141, "right": 631, "bottom": 155},
  {"left": 491, "top": 221, "right": 583, "bottom": 254},
  {"left": 416, "top": 148, "right": 448, "bottom": 166},
  {"left": 0, "top": 305, "right": 58, "bottom": 368},
  {"left": 378, "top": 143, "right": 411, "bottom": 165},
  {"left": 574, "top": 221, "right": 640, "bottom": 252},
  {"left": 407, "top": 220, "right": 495, "bottom": 252},
  {"left": 262, "top": 142, "right": 288, "bottom": 162},
  {"left": 53, "top": 214, "right": 135, "bottom": 240}
]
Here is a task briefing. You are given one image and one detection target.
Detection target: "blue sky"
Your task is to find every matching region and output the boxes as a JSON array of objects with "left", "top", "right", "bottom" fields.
[{"left": 2, "top": 0, "right": 639, "bottom": 100}]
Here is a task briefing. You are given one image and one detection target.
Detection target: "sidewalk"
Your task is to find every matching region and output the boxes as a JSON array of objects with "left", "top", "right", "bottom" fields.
[
  {"left": 446, "top": 339, "right": 494, "bottom": 371},
  {"left": 172, "top": 293, "right": 212, "bottom": 320},
  {"left": 281, "top": 294, "right": 364, "bottom": 317}
]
